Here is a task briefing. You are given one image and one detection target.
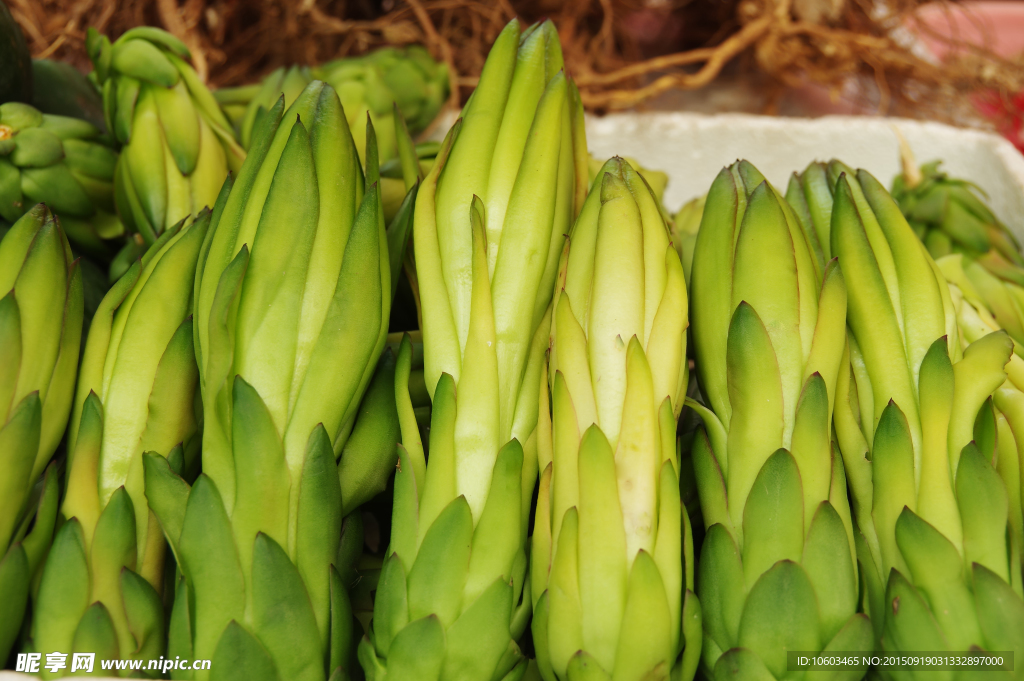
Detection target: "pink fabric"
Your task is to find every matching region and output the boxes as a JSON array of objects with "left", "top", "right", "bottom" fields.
[
  {"left": 914, "top": 2, "right": 1024, "bottom": 152},
  {"left": 913, "top": 2, "right": 1024, "bottom": 60}
]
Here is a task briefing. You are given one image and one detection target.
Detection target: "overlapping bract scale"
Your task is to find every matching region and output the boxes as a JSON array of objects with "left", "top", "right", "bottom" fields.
[
  {"left": 145, "top": 80, "right": 391, "bottom": 681},
  {"left": 788, "top": 160, "right": 1024, "bottom": 675},
  {"left": 87, "top": 27, "right": 244, "bottom": 247},
  {"left": 690, "top": 161, "right": 870, "bottom": 680},
  {"left": 0, "top": 206, "right": 83, "bottom": 663},
  {"left": 530, "top": 157, "right": 698, "bottom": 681},
  {"left": 361, "top": 18, "right": 588, "bottom": 681}
]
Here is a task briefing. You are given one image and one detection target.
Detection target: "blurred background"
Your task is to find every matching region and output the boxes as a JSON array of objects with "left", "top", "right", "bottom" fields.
[{"left": 5, "top": 0, "right": 1024, "bottom": 149}]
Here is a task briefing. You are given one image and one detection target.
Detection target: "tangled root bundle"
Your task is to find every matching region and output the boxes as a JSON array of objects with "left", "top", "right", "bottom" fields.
[{"left": 9, "top": 0, "right": 1023, "bottom": 121}]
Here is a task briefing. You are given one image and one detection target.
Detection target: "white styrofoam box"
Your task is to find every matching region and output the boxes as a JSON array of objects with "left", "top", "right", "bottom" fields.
[{"left": 584, "top": 112, "right": 1024, "bottom": 231}]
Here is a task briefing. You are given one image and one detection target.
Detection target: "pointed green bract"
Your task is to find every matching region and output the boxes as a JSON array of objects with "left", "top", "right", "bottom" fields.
[
  {"left": 0, "top": 394, "right": 41, "bottom": 559},
  {"left": 724, "top": 302, "right": 785, "bottom": 536},
  {"left": 122, "top": 567, "right": 166, "bottom": 662},
  {"left": 741, "top": 450, "right": 803, "bottom": 588},
  {"left": 33, "top": 520, "right": 91, "bottom": 672},
  {"left": 957, "top": 444, "right": 1010, "bottom": 582},
  {"left": 179, "top": 475, "right": 246, "bottom": 669},
  {"left": 297, "top": 425, "right": 345, "bottom": 650},
  {"left": 373, "top": 553, "right": 410, "bottom": 659},
  {"left": 577, "top": 426, "right": 627, "bottom": 671},
  {"left": 973, "top": 563, "right": 1024, "bottom": 658},
  {"left": 210, "top": 622, "right": 278, "bottom": 681},
  {"left": 802, "top": 501, "right": 858, "bottom": 645},
  {"left": 337, "top": 348, "right": 401, "bottom": 517},
  {"left": 251, "top": 533, "right": 324, "bottom": 681},
  {"left": 0, "top": 544, "right": 29, "bottom": 662},
  {"left": 383, "top": 615, "right": 446, "bottom": 681},
  {"left": 740, "top": 561, "right": 821, "bottom": 679},
  {"left": 690, "top": 165, "right": 747, "bottom": 428},
  {"left": 407, "top": 496, "right": 473, "bottom": 628},
  {"left": 463, "top": 440, "right": 523, "bottom": 605},
  {"left": 442, "top": 578, "right": 515, "bottom": 680},
  {"left": 71, "top": 603, "right": 119, "bottom": 669}
]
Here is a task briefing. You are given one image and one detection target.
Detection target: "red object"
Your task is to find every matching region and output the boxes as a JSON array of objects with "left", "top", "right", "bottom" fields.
[{"left": 974, "top": 90, "right": 1024, "bottom": 152}]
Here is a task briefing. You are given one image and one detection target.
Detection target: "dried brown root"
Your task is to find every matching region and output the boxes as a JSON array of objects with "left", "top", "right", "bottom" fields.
[{"left": 11, "top": 0, "right": 1021, "bottom": 123}]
